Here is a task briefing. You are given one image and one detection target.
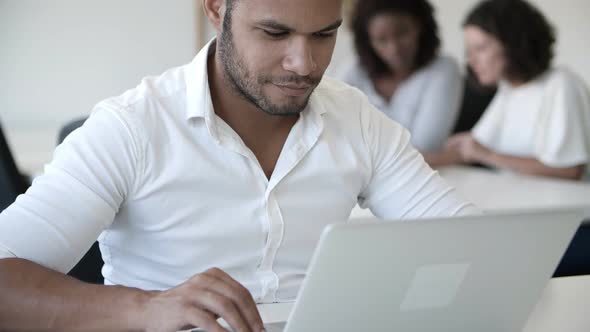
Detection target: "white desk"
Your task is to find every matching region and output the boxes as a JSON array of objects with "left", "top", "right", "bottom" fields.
[
  {"left": 351, "top": 166, "right": 590, "bottom": 219},
  {"left": 523, "top": 276, "right": 590, "bottom": 332},
  {"left": 255, "top": 276, "right": 590, "bottom": 332}
]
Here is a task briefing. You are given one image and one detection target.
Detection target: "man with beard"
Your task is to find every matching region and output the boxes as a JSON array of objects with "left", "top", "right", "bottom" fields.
[{"left": 0, "top": 0, "right": 477, "bottom": 331}]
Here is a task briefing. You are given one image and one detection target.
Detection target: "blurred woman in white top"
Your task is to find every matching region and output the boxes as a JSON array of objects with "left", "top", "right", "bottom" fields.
[
  {"left": 443, "top": 0, "right": 590, "bottom": 180},
  {"left": 340, "top": 0, "right": 463, "bottom": 166}
]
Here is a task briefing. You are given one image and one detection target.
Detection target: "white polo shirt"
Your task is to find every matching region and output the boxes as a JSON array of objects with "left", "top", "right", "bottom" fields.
[{"left": 0, "top": 40, "right": 477, "bottom": 303}]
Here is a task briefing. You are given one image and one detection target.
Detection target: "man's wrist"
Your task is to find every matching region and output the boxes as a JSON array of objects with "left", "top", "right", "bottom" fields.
[{"left": 123, "top": 287, "right": 160, "bottom": 332}]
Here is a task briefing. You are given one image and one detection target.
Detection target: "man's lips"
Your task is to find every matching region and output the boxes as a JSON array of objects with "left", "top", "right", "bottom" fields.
[{"left": 274, "top": 83, "right": 312, "bottom": 96}]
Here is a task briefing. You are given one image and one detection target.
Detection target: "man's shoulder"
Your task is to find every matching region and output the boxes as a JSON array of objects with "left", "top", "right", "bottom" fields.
[
  {"left": 90, "top": 62, "right": 193, "bottom": 135},
  {"left": 314, "top": 76, "right": 371, "bottom": 111},
  {"left": 97, "top": 63, "right": 190, "bottom": 114},
  {"left": 312, "top": 76, "right": 408, "bottom": 137}
]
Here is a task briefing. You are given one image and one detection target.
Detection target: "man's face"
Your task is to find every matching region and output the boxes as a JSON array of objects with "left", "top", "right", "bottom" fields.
[{"left": 218, "top": 0, "right": 342, "bottom": 116}]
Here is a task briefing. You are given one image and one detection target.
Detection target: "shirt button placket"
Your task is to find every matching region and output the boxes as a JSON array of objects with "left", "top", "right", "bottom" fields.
[{"left": 259, "top": 191, "right": 284, "bottom": 303}]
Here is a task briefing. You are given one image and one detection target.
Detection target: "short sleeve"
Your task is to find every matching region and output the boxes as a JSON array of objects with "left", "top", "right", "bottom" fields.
[
  {"left": 471, "top": 86, "right": 506, "bottom": 149},
  {"left": 534, "top": 70, "right": 590, "bottom": 167},
  {"left": 357, "top": 94, "right": 479, "bottom": 219},
  {"left": 0, "top": 103, "right": 142, "bottom": 273}
]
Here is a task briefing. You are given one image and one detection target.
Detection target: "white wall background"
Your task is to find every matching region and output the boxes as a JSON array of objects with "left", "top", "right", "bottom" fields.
[
  {"left": 1, "top": 0, "right": 589, "bottom": 173},
  {"left": 0, "top": 0, "right": 199, "bottom": 173}
]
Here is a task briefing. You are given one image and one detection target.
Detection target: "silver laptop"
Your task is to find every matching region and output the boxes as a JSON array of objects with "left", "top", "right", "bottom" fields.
[{"left": 199, "top": 209, "right": 583, "bottom": 332}]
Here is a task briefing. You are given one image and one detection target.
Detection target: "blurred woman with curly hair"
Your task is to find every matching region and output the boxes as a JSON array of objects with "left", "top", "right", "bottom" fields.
[
  {"left": 340, "top": 0, "right": 463, "bottom": 166},
  {"left": 445, "top": 0, "right": 590, "bottom": 180}
]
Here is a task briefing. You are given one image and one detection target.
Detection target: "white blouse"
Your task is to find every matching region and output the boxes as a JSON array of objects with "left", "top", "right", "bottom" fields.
[
  {"left": 339, "top": 55, "right": 463, "bottom": 152},
  {"left": 473, "top": 68, "right": 590, "bottom": 178}
]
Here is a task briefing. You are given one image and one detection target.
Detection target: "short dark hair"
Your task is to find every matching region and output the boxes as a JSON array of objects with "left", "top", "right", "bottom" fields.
[
  {"left": 221, "top": 0, "right": 238, "bottom": 43},
  {"left": 351, "top": 0, "right": 440, "bottom": 78},
  {"left": 224, "top": 0, "right": 237, "bottom": 24},
  {"left": 463, "top": 0, "right": 556, "bottom": 83}
]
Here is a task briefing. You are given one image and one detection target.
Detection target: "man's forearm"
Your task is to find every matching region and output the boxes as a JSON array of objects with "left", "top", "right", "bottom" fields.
[{"left": 0, "top": 258, "right": 151, "bottom": 332}]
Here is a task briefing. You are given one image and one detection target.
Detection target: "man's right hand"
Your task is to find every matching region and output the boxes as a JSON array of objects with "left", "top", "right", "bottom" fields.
[{"left": 142, "top": 267, "right": 265, "bottom": 332}]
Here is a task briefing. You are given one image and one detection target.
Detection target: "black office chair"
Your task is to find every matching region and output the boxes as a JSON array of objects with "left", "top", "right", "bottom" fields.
[
  {"left": 452, "top": 67, "right": 497, "bottom": 134},
  {"left": 451, "top": 68, "right": 498, "bottom": 169},
  {"left": 57, "top": 117, "right": 87, "bottom": 145},
  {"left": 58, "top": 117, "right": 105, "bottom": 284},
  {"left": 553, "top": 221, "right": 590, "bottom": 277},
  {"left": 0, "top": 123, "right": 30, "bottom": 212}
]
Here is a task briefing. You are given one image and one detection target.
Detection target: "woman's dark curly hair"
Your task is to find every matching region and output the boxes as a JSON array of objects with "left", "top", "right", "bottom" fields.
[
  {"left": 464, "top": 0, "right": 556, "bottom": 83},
  {"left": 351, "top": 0, "right": 440, "bottom": 79}
]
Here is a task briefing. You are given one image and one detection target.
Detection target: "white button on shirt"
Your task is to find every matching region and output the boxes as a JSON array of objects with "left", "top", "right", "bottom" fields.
[{"left": 0, "top": 40, "right": 477, "bottom": 303}]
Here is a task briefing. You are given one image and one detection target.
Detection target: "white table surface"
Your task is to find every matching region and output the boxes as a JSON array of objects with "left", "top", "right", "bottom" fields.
[
  {"left": 351, "top": 166, "right": 590, "bottom": 219},
  {"left": 523, "top": 275, "right": 590, "bottom": 332},
  {"left": 255, "top": 275, "right": 590, "bottom": 332}
]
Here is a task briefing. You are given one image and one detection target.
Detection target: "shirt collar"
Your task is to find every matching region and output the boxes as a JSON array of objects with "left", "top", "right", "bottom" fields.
[{"left": 184, "top": 38, "right": 216, "bottom": 121}]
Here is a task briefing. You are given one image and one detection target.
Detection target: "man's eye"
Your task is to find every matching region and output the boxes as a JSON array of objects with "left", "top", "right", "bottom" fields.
[{"left": 264, "top": 30, "right": 288, "bottom": 38}]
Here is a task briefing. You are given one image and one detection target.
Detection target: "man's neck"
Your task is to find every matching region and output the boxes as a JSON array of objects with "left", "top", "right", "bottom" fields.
[
  {"left": 207, "top": 47, "right": 299, "bottom": 142},
  {"left": 206, "top": 46, "right": 300, "bottom": 179}
]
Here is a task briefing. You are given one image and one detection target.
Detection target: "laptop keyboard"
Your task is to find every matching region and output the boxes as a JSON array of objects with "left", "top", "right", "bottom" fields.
[{"left": 189, "top": 322, "right": 286, "bottom": 332}]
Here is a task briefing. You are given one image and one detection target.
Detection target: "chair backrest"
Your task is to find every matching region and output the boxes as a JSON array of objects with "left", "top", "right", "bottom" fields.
[
  {"left": 0, "top": 123, "right": 28, "bottom": 211},
  {"left": 453, "top": 67, "right": 497, "bottom": 133},
  {"left": 553, "top": 221, "right": 590, "bottom": 277},
  {"left": 57, "top": 118, "right": 87, "bottom": 145}
]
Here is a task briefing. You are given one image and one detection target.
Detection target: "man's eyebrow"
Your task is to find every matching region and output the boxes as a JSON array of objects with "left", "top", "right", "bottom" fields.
[
  {"left": 317, "top": 19, "right": 343, "bottom": 33},
  {"left": 256, "top": 19, "right": 343, "bottom": 33},
  {"left": 257, "top": 20, "right": 294, "bottom": 32}
]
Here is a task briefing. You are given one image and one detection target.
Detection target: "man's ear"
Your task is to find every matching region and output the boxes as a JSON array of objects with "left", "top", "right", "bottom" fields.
[{"left": 202, "top": 0, "right": 226, "bottom": 33}]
